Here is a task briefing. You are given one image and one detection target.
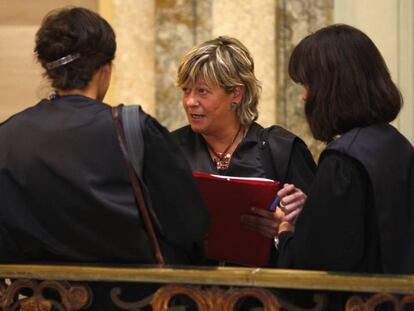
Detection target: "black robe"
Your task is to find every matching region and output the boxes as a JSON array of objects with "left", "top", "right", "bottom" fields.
[
  {"left": 172, "top": 123, "right": 316, "bottom": 268},
  {"left": 172, "top": 123, "right": 316, "bottom": 193},
  {"left": 277, "top": 123, "right": 414, "bottom": 309},
  {"left": 278, "top": 123, "right": 414, "bottom": 273},
  {"left": 0, "top": 95, "right": 209, "bottom": 309}
]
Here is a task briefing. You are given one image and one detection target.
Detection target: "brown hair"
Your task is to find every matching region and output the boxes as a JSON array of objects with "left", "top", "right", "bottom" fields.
[
  {"left": 34, "top": 7, "right": 116, "bottom": 90},
  {"left": 289, "top": 24, "right": 402, "bottom": 142}
]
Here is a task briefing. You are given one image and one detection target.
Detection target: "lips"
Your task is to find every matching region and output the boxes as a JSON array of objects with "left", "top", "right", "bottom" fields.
[{"left": 190, "top": 114, "right": 205, "bottom": 119}]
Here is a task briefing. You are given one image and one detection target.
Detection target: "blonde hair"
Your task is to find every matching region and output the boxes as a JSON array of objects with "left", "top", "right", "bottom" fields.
[{"left": 177, "top": 36, "right": 261, "bottom": 126}]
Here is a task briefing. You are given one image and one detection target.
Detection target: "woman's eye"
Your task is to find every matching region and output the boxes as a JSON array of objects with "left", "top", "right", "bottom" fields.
[
  {"left": 198, "top": 88, "right": 208, "bottom": 95},
  {"left": 182, "top": 87, "right": 190, "bottom": 94}
]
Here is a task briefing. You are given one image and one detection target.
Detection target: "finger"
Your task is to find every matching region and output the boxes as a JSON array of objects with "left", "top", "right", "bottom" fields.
[
  {"left": 281, "top": 189, "right": 304, "bottom": 204},
  {"left": 277, "top": 183, "right": 295, "bottom": 198},
  {"left": 284, "top": 208, "right": 302, "bottom": 223},
  {"left": 282, "top": 190, "right": 306, "bottom": 206},
  {"left": 283, "top": 198, "right": 306, "bottom": 214},
  {"left": 242, "top": 222, "right": 277, "bottom": 239},
  {"left": 241, "top": 214, "right": 280, "bottom": 229},
  {"left": 250, "top": 207, "right": 281, "bottom": 220}
]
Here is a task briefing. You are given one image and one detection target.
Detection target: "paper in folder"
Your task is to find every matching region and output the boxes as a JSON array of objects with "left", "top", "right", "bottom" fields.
[{"left": 193, "top": 171, "right": 281, "bottom": 266}]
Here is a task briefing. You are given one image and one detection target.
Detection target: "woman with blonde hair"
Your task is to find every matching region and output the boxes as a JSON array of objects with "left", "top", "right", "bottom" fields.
[{"left": 172, "top": 36, "right": 316, "bottom": 263}]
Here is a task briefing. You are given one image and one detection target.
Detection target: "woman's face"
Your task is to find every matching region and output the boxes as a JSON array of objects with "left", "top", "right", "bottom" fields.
[{"left": 181, "top": 75, "right": 238, "bottom": 135}]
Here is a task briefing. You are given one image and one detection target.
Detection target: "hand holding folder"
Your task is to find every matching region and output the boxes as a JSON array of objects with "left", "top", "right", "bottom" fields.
[{"left": 193, "top": 171, "right": 281, "bottom": 266}]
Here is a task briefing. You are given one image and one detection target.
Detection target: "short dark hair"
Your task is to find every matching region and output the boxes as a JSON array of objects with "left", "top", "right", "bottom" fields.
[
  {"left": 34, "top": 7, "right": 116, "bottom": 90},
  {"left": 289, "top": 24, "right": 402, "bottom": 142}
]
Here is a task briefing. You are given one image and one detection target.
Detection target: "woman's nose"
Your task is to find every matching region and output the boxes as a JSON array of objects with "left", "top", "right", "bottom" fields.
[{"left": 184, "top": 92, "right": 199, "bottom": 107}]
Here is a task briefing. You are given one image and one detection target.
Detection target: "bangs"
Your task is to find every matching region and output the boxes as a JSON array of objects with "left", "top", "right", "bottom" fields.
[
  {"left": 177, "top": 54, "right": 222, "bottom": 88},
  {"left": 288, "top": 38, "right": 311, "bottom": 85}
]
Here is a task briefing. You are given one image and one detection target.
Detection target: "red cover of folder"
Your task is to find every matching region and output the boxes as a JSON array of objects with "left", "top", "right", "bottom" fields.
[{"left": 193, "top": 171, "right": 280, "bottom": 266}]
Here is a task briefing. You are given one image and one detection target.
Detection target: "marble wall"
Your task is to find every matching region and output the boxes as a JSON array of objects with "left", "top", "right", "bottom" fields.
[
  {"left": 2, "top": 0, "right": 413, "bottom": 157},
  {"left": 276, "top": 0, "right": 333, "bottom": 158},
  {"left": 0, "top": 0, "right": 358, "bottom": 158},
  {"left": 103, "top": 0, "right": 333, "bottom": 157},
  {"left": 212, "top": 0, "right": 277, "bottom": 128},
  {"left": 154, "top": 0, "right": 212, "bottom": 129},
  {"left": 335, "top": 0, "right": 414, "bottom": 146}
]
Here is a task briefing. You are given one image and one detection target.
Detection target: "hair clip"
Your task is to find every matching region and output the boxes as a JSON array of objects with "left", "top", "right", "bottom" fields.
[{"left": 46, "top": 53, "right": 80, "bottom": 70}]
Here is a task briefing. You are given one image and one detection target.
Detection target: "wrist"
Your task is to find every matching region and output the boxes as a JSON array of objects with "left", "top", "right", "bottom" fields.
[{"left": 278, "top": 221, "right": 294, "bottom": 234}]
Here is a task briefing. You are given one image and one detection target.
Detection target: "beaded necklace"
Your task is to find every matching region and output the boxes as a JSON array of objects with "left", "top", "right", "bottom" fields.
[{"left": 207, "top": 125, "right": 242, "bottom": 172}]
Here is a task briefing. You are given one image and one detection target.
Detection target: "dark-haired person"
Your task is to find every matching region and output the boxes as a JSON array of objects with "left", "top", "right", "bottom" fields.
[
  {"left": 172, "top": 36, "right": 316, "bottom": 266},
  {"left": 276, "top": 24, "right": 414, "bottom": 308},
  {"left": 0, "top": 7, "right": 208, "bottom": 310}
]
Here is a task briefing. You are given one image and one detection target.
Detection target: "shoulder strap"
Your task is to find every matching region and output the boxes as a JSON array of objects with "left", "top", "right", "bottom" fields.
[
  {"left": 259, "top": 125, "right": 297, "bottom": 183},
  {"left": 111, "top": 105, "right": 165, "bottom": 265},
  {"left": 121, "top": 105, "right": 144, "bottom": 180}
]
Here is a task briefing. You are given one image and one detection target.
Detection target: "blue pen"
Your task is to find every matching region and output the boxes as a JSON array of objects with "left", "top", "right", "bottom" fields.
[{"left": 269, "top": 196, "right": 280, "bottom": 212}]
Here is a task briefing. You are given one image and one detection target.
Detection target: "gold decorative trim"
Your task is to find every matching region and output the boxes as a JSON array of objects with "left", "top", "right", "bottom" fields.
[
  {"left": 346, "top": 293, "right": 414, "bottom": 311},
  {"left": 0, "top": 265, "right": 414, "bottom": 295},
  {"left": 0, "top": 273, "right": 412, "bottom": 310},
  {"left": 112, "top": 285, "right": 328, "bottom": 311},
  {"left": 0, "top": 278, "right": 90, "bottom": 311}
]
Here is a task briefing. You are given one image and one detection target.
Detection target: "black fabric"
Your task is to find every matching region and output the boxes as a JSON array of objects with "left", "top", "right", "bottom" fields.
[
  {"left": 172, "top": 123, "right": 316, "bottom": 190},
  {"left": 172, "top": 123, "right": 316, "bottom": 267},
  {"left": 0, "top": 95, "right": 209, "bottom": 310},
  {"left": 278, "top": 123, "right": 414, "bottom": 273},
  {"left": 258, "top": 125, "right": 316, "bottom": 193},
  {"left": 172, "top": 123, "right": 316, "bottom": 310},
  {"left": 138, "top": 108, "right": 209, "bottom": 261},
  {"left": 277, "top": 123, "right": 414, "bottom": 309},
  {"left": 325, "top": 123, "right": 414, "bottom": 274},
  {"left": 277, "top": 152, "right": 373, "bottom": 272}
]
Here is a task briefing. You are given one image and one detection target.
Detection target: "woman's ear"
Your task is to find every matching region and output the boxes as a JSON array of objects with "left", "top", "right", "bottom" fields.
[
  {"left": 232, "top": 86, "right": 245, "bottom": 104},
  {"left": 101, "top": 63, "right": 112, "bottom": 75},
  {"left": 96, "top": 63, "right": 112, "bottom": 101}
]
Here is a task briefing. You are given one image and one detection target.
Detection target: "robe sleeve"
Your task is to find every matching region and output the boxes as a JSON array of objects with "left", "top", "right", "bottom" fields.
[
  {"left": 140, "top": 111, "right": 210, "bottom": 263},
  {"left": 278, "top": 151, "right": 370, "bottom": 271}
]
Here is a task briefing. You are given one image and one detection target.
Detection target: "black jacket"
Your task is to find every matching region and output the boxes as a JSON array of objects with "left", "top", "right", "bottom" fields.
[
  {"left": 279, "top": 123, "right": 414, "bottom": 274},
  {"left": 0, "top": 95, "right": 209, "bottom": 309},
  {"left": 172, "top": 123, "right": 316, "bottom": 193}
]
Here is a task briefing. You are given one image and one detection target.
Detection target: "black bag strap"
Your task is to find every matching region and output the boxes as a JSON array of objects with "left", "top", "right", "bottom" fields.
[{"left": 111, "top": 105, "right": 165, "bottom": 265}]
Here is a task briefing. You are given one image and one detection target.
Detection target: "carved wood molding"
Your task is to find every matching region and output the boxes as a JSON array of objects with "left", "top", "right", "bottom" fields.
[
  {"left": 0, "top": 278, "right": 91, "bottom": 311},
  {"left": 346, "top": 292, "right": 414, "bottom": 311},
  {"left": 0, "top": 279, "right": 413, "bottom": 310},
  {"left": 112, "top": 284, "right": 327, "bottom": 311}
]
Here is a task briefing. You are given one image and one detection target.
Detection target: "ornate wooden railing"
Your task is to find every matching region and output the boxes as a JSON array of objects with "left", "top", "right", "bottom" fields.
[{"left": 0, "top": 264, "right": 413, "bottom": 310}]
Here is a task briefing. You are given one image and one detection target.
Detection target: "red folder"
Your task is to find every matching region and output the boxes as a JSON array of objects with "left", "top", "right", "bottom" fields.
[{"left": 193, "top": 171, "right": 280, "bottom": 266}]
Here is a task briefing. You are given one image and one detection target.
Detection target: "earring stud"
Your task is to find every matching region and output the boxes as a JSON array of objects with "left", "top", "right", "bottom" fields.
[{"left": 231, "top": 102, "right": 238, "bottom": 109}]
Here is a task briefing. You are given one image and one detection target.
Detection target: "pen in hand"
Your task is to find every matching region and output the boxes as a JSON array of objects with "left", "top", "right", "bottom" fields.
[{"left": 268, "top": 196, "right": 280, "bottom": 212}]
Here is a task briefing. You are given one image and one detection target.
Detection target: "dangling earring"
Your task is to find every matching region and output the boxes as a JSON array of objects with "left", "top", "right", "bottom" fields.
[{"left": 231, "top": 102, "right": 238, "bottom": 110}]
